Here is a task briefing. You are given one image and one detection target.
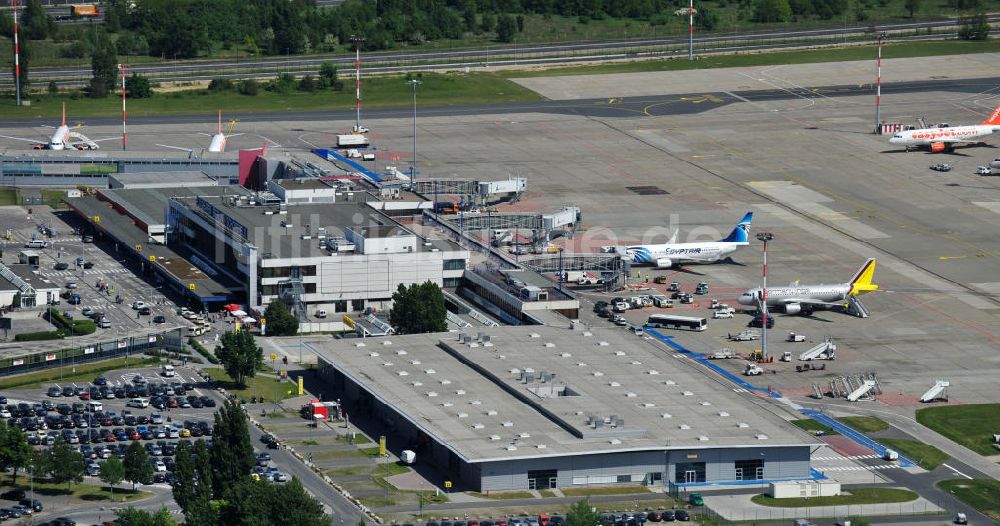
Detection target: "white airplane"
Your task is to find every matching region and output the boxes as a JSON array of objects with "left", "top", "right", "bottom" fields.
[
  {"left": 602, "top": 212, "right": 753, "bottom": 268},
  {"left": 0, "top": 103, "right": 118, "bottom": 150},
  {"left": 158, "top": 111, "right": 241, "bottom": 153},
  {"left": 737, "top": 258, "right": 878, "bottom": 315},
  {"left": 889, "top": 102, "right": 1000, "bottom": 153}
]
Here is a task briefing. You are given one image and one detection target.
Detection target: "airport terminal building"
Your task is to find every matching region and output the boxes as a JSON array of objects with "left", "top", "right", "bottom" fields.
[{"left": 309, "top": 326, "right": 819, "bottom": 491}]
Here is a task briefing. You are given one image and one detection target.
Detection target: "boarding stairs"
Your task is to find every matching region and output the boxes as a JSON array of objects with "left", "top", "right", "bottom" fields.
[
  {"left": 847, "top": 380, "right": 878, "bottom": 402},
  {"left": 846, "top": 296, "right": 870, "bottom": 318},
  {"left": 920, "top": 380, "right": 950, "bottom": 403},
  {"left": 799, "top": 338, "right": 836, "bottom": 361}
]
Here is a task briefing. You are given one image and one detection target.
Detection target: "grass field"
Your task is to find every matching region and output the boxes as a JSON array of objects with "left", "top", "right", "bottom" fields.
[
  {"left": 938, "top": 479, "right": 1000, "bottom": 520},
  {"left": 916, "top": 404, "right": 1000, "bottom": 456},
  {"left": 751, "top": 488, "right": 918, "bottom": 507},
  {"left": 202, "top": 368, "right": 297, "bottom": 402},
  {"left": 0, "top": 188, "right": 19, "bottom": 206},
  {"left": 3, "top": 479, "right": 153, "bottom": 503},
  {"left": 879, "top": 438, "right": 950, "bottom": 470},
  {"left": 562, "top": 485, "right": 650, "bottom": 496},
  {"left": 838, "top": 416, "right": 890, "bottom": 433},
  {"left": 0, "top": 356, "right": 160, "bottom": 390},
  {"left": 791, "top": 418, "right": 839, "bottom": 436},
  {"left": 41, "top": 189, "right": 68, "bottom": 209}
]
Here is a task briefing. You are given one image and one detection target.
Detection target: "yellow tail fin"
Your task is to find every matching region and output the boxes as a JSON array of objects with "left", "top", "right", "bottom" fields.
[{"left": 849, "top": 258, "right": 878, "bottom": 296}]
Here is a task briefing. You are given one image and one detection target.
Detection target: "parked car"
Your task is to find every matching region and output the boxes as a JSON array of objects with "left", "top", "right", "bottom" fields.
[
  {"left": 54, "top": 262, "right": 69, "bottom": 271},
  {"left": 930, "top": 163, "right": 953, "bottom": 172}
]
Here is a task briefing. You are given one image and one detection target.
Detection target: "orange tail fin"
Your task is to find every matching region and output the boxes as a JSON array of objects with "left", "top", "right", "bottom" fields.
[
  {"left": 62, "top": 102, "right": 66, "bottom": 127},
  {"left": 983, "top": 103, "right": 1000, "bottom": 126}
]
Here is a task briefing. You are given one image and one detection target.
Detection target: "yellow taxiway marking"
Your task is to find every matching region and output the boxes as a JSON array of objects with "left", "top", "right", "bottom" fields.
[
  {"left": 938, "top": 255, "right": 967, "bottom": 260},
  {"left": 642, "top": 94, "right": 723, "bottom": 116}
]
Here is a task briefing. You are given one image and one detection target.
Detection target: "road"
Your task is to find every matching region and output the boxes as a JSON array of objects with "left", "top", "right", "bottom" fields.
[{"left": 7, "top": 15, "right": 999, "bottom": 88}]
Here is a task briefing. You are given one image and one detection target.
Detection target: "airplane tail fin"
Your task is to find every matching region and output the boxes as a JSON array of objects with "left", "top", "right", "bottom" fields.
[
  {"left": 62, "top": 102, "right": 66, "bottom": 127},
  {"left": 719, "top": 212, "right": 753, "bottom": 243},
  {"left": 217, "top": 110, "right": 222, "bottom": 135},
  {"left": 983, "top": 103, "right": 1000, "bottom": 126},
  {"left": 848, "top": 258, "right": 878, "bottom": 296}
]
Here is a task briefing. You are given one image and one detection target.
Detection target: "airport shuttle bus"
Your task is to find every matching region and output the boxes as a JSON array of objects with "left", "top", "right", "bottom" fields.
[{"left": 646, "top": 314, "right": 708, "bottom": 331}]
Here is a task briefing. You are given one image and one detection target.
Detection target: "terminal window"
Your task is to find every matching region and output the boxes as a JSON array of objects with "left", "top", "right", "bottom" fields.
[
  {"left": 527, "top": 469, "right": 557, "bottom": 490},
  {"left": 674, "top": 462, "right": 706, "bottom": 484}
]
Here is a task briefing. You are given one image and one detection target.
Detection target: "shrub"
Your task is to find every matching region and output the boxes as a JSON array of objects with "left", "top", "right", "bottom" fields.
[
  {"left": 16, "top": 330, "right": 66, "bottom": 342},
  {"left": 189, "top": 337, "right": 220, "bottom": 364},
  {"left": 47, "top": 308, "right": 97, "bottom": 336},
  {"left": 208, "top": 78, "right": 234, "bottom": 92},
  {"left": 238, "top": 79, "right": 258, "bottom": 96},
  {"left": 125, "top": 73, "right": 153, "bottom": 98}
]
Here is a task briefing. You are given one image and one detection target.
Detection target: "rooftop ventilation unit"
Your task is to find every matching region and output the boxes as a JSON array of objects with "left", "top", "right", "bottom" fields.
[
  {"left": 409, "top": 359, "right": 421, "bottom": 365},
  {"left": 441, "top": 402, "right": 453, "bottom": 407},
  {"left": 456, "top": 389, "right": 466, "bottom": 395},
  {"left": 472, "top": 423, "right": 485, "bottom": 429},
  {"left": 609, "top": 381, "right": 621, "bottom": 387},
  {"left": 396, "top": 350, "right": 408, "bottom": 355},
  {"left": 700, "top": 401, "right": 712, "bottom": 406},
  {"left": 368, "top": 352, "right": 380, "bottom": 357},
  {"left": 505, "top": 445, "right": 518, "bottom": 451},
  {"left": 518, "top": 432, "right": 530, "bottom": 438},
  {"left": 682, "top": 391, "right": 694, "bottom": 396},
  {"left": 354, "top": 342, "right": 366, "bottom": 348},
  {"left": 576, "top": 362, "right": 588, "bottom": 367},
  {"left": 642, "top": 402, "right": 656, "bottom": 408},
  {"left": 718, "top": 411, "right": 730, "bottom": 417},
  {"left": 737, "top": 422, "right": 750, "bottom": 428},
  {"left": 411, "top": 381, "right": 423, "bottom": 387},
  {"left": 560, "top": 352, "right": 572, "bottom": 358},
  {"left": 529, "top": 333, "right": 540, "bottom": 338},
  {"left": 679, "top": 424, "right": 691, "bottom": 430},
  {"left": 425, "top": 369, "right": 436, "bottom": 374},
  {"left": 382, "top": 362, "right": 394, "bottom": 367},
  {"left": 665, "top": 380, "right": 676, "bottom": 385},
  {"left": 426, "top": 391, "right": 438, "bottom": 397},
  {"left": 524, "top": 372, "right": 535, "bottom": 383},
  {"left": 502, "top": 421, "right": 514, "bottom": 427},
  {"left": 457, "top": 412, "right": 468, "bottom": 418},
  {"left": 615, "top": 351, "right": 626, "bottom": 357},
  {"left": 487, "top": 410, "right": 498, "bottom": 416},
  {"left": 609, "top": 438, "right": 622, "bottom": 445},
  {"left": 592, "top": 371, "right": 604, "bottom": 377},
  {"left": 397, "top": 371, "right": 409, "bottom": 376},
  {"left": 536, "top": 444, "right": 547, "bottom": 449},
  {"left": 440, "top": 379, "right": 451, "bottom": 385},
  {"left": 544, "top": 342, "right": 556, "bottom": 348},
  {"left": 469, "top": 400, "right": 482, "bottom": 405},
  {"left": 625, "top": 392, "right": 637, "bottom": 398},
  {"left": 382, "top": 340, "right": 392, "bottom": 346},
  {"left": 583, "top": 331, "right": 592, "bottom": 337},
  {"left": 631, "top": 361, "right": 642, "bottom": 365},
  {"left": 540, "top": 372, "right": 553, "bottom": 383}
]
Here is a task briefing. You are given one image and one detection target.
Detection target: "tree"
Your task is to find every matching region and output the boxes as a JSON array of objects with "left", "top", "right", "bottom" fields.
[
  {"left": 172, "top": 441, "right": 196, "bottom": 511},
  {"left": 124, "top": 440, "right": 154, "bottom": 491},
  {"left": 125, "top": 73, "right": 153, "bottom": 98},
  {"left": 90, "top": 30, "right": 119, "bottom": 98},
  {"left": 22, "top": 0, "right": 53, "bottom": 40},
  {"left": 210, "top": 399, "right": 256, "bottom": 498},
  {"left": 187, "top": 439, "right": 217, "bottom": 525},
  {"left": 47, "top": 80, "right": 58, "bottom": 95},
  {"left": 516, "top": 14, "right": 525, "bottom": 33},
  {"left": 319, "top": 62, "right": 343, "bottom": 91},
  {"left": 239, "top": 79, "right": 259, "bottom": 96},
  {"left": 752, "top": 0, "right": 792, "bottom": 22},
  {"left": 389, "top": 281, "right": 448, "bottom": 334},
  {"left": 0, "top": 421, "right": 33, "bottom": 483},
  {"left": 566, "top": 499, "right": 602, "bottom": 526},
  {"left": 297, "top": 74, "right": 316, "bottom": 92},
  {"left": 215, "top": 330, "right": 263, "bottom": 387},
  {"left": 100, "top": 456, "right": 126, "bottom": 501},
  {"left": 263, "top": 300, "right": 298, "bottom": 336},
  {"left": 220, "top": 478, "right": 330, "bottom": 526},
  {"left": 115, "top": 506, "right": 179, "bottom": 526},
  {"left": 958, "top": 12, "right": 990, "bottom": 40},
  {"left": 904, "top": 0, "right": 920, "bottom": 16},
  {"left": 496, "top": 15, "right": 517, "bottom": 42},
  {"left": 47, "top": 438, "right": 85, "bottom": 489},
  {"left": 480, "top": 12, "right": 496, "bottom": 33}
]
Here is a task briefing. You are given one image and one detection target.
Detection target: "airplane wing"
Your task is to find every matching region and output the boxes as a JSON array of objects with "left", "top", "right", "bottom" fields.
[
  {"left": 772, "top": 297, "right": 844, "bottom": 307},
  {"left": 156, "top": 144, "right": 194, "bottom": 153},
  {"left": 225, "top": 133, "right": 244, "bottom": 138},
  {"left": 88, "top": 136, "right": 123, "bottom": 143},
  {"left": 0, "top": 134, "right": 44, "bottom": 144}
]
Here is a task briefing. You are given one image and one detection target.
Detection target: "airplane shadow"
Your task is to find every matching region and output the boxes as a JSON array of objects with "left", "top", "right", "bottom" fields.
[
  {"left": 675, "top": 267, "right": 706, "bottom": 276},
  {"left": 722, "top": 257, "right": 746, "bottom": 267}
]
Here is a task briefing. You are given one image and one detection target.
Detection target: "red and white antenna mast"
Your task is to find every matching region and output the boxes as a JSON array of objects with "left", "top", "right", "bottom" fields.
[
  {"left": 13, "top": 0, "right": 22, "bottom": 105},
  {"left": 119, "top": 63, "right": 127, "bottom": 150},
  {"left": 350, "top": 35, "right": 365, "bottom": 132}
]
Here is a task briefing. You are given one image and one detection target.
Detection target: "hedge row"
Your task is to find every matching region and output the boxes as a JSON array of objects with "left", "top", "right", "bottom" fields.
[
  {"left": 189, "top": 337, "right": 220, "bottom": 364},
  {"left": 47, "top": 308, "right": 97, "bottom": 336},
  {"left": 143, "top": 349, "right": 202, "bottom": 364},
  {"left": 15, "top": 330, "right": 66, "bottom": 342}
]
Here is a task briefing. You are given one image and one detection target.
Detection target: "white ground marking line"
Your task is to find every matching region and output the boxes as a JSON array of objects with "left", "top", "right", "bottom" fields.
[
  {"left": 736, "top": 70, "right": 815, "bottom": 110},
  {"left": 942, "top": 463, "right": 974, "bottom": 480}
]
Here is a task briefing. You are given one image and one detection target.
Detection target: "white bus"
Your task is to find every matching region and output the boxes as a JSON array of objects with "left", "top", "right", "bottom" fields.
[{"left": 646, "top": 314, "right": 708, "bottom": 332}]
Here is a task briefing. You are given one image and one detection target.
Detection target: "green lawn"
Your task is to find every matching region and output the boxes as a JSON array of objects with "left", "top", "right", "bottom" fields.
[
  {"left": 470, "top": 490, "right": 536, "bottom": 499},
  {"left": 41, "top": 189, "right": 68, "bottom": 209},
  {"left": 917, "top": 404, "right": 1000, "bottom": 456},
  {"left": 751, "top": 488, "right": 918, "bottom": 507},
  {"left": 0, "top": 356, "right": 160, "bottom": 390},
  {"left": 0, "top": 188, "right": 20, "bottom": 206},
  {"left": 791, "top": 418, "right": 839, "bottom": 436},
  {"left": 879, "top": 438, "right": 949, "bottom": 470},
  {"left": 202, "top": 367, "right": 296, "bottom": 402},
  {"left": 562, "top": 485, "right": 650, "bottom": 496},
  {"left": 837, "top": 416, "right": 890, "bottom": 433},
  {"left": 3, "top": 479, "right": 153, "bottom": 503},
  {"left": 938, "top": 479, "right": 1000, "bottom": 520}
]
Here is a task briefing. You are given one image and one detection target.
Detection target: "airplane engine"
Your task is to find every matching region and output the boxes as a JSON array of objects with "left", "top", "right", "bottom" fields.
[
  {"left": 930, "top": 142, "right": 947, "bottom": 153},
  {"left": 783, "top": 303, "right": 802, "bottom": 315},
  {"left": 655, "top": 258, "right": 674, "bottom": 269}
]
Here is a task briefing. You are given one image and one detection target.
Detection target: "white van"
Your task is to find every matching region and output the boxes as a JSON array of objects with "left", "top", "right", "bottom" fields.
[
  {"left": 24, "top": 240, "right": 49, "bottom": 249},
  {"left": 161, "top": 365, "right": 175, "bottom": 377},
  {"left": 128, "top": 398, "right": 149, "bottom": 408},
  {"left": 87, "top": 401, "right": 103, "bottom": 412}
]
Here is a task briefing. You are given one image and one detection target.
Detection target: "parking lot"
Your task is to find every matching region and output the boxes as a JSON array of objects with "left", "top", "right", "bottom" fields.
[{"left": 0, "top": 365, "right": 295, "bottom": 524}]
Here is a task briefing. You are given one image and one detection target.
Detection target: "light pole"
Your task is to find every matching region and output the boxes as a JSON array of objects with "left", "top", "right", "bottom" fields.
[
  {"left": 873, "top": 32, "right": 887, "bottom": 134},
  {"left": 407, "top": 78, "right": 421, "bottom": 192},
  {"left": 688, "top": 0, "right": 694, "bottom": 60},
  {"left": 756, "top": 232, "right": 773, "bottom": 360}
]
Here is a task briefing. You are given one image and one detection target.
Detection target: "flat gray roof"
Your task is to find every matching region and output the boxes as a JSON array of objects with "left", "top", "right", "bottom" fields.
[
  {"left": 99, "top": 186, "right": 250, "bottom": 228},
  {"left": 307, "top": 326, "right": 818, "bottom": 464},
  {"left": 6, "top": 264, "right": 60, "bottom": 292},
  {"left": 181, "top": 195, "right": 462, "bottom": 260},
  {"left": 109, "top": 171, "right": 220, "bottom": 188}
]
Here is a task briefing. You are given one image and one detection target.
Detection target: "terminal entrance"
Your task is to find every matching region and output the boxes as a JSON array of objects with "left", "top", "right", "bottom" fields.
[
  {"left": 527, "top": 469, "right": 557, "bottom": 489},
  {"left": 734, "top": 459, "right": 764, "bottom": 481},
  {"left": 675, "top": 462, "right": 705, "bottom": 484}
]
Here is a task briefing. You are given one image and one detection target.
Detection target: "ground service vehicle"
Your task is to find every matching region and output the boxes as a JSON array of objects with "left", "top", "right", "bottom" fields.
[
  {"left": 69, "top": 4, "right": 99, "bottom": 17},
  {"left": 646, "top": 314, "right": 708, "bottom": 331}
]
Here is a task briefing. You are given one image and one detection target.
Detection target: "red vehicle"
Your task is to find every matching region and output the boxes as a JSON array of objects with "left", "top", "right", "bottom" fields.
[
  {"left": 539, "top": 515, "right": 551, "bottom": 526},
  {"left": 79, "top": 391, "right": 90, "bottom": 400},
  {"left": 167, "top": 398, "right": 179, "bottom": 408}
]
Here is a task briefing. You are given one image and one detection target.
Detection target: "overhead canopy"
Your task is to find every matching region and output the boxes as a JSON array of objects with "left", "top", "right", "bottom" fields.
[{"left": 231, "top": 309, "right": 247, "bottom": 317}]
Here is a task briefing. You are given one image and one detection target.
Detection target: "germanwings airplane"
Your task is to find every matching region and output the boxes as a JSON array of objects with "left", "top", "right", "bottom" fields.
[
  {"left": 737, "top": 258, "right": 878, "bottom": 315},
  {"left": 602, "top": 212, "right": 753, "bottom": 269},
  {"left": 889, "top": 102, "right": 1000, "bottom": 153},
  {"left": 0, "top": 103, "right": 118, "bottom": 150}
]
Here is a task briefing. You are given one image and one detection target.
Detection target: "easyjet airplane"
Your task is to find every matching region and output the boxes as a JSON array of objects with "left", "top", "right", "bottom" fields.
[
  {"left": 889, "top": 102, "right": 1000, "bottom": 153},
  {"left": 158, "top": 111, "right": 241, "bottom": 153},
  {"left": 0, "top": 103, "right": 118, "bottom": 150}
]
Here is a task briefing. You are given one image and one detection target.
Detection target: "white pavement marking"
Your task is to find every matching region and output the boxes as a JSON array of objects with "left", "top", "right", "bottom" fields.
[{"left": 942, "top": 463, "right": 974, "bottom": 480}]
